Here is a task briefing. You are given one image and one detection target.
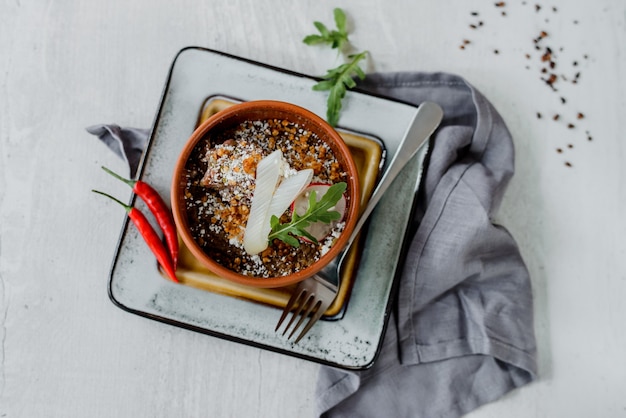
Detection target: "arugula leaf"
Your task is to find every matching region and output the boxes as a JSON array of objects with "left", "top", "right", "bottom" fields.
[
  {"left": 312, "top": 51, "right": 368, "bottom": 127},
  {"left": 302, "top": 8, "right": 349, "bottom": 50},
  {"left": 302, "top": 8, "right": 368, "bottom": 126},
  {"left": 268, "top": 182, "right": 347, "bottom": 247}
]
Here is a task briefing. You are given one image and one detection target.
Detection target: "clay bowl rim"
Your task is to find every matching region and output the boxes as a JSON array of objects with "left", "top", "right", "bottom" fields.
[{"left": 170, "top": 100, "right": 361, "bottom": 288}]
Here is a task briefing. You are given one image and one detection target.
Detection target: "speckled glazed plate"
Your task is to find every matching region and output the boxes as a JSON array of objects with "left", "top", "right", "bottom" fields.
[{"left": 108, "top": 46, "right": 429, "bottom": 370}]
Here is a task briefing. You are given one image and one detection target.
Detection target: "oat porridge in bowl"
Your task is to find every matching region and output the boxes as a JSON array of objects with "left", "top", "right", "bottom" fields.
[{"left": 171, "top": 100, "right": 360, "bottom": 288}]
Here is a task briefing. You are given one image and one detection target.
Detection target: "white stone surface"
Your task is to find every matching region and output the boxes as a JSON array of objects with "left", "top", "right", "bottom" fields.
[{"left": 1, "top": 0, "right": 624, "bottom": 416}]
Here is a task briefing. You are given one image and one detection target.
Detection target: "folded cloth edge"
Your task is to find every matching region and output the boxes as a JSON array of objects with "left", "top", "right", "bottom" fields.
[{"left": 86, "top": 124, "right": 150, "bottom": 179}]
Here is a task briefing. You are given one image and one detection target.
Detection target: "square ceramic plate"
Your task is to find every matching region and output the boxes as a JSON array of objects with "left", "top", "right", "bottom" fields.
[{"left": 108, "top": 46, "right": 429, "bottom": 370}]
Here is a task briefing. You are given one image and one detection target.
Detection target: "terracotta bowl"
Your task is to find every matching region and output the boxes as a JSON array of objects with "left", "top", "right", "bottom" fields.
[{"left": 171, "top": 100, "right": 360, "bottom": 288}]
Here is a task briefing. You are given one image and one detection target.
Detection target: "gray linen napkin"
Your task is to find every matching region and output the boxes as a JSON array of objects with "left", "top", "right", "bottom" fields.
[
  {"left": 88, "top": 72, "right": 537, "bottom": 418},
  {"left": 316, "top": 73, "right": 537, "bottom": 417},
  {"left": 86, "top": 124, "right": 149, "bottom": 179}
]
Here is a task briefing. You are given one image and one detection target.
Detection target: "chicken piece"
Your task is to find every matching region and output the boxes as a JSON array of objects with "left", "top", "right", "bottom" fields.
[{"left": 200, "top": 140, "right": 263, "bottom": 192}]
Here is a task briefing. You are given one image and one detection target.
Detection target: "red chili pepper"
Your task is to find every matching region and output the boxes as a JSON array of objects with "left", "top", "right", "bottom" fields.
[
  {"left": 93, "top": 190, "right": 179, "bottom": 283},
  {"left": 101, "top": 166, "right": 179, "bottom": 269}
]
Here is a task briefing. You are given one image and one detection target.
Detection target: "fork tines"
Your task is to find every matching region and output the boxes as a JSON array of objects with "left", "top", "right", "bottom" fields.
[{"left": 275, "top": 281, "right": 335, "bottom": 343}]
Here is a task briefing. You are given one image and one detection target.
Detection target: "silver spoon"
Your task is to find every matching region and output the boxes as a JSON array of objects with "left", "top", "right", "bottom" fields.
[{"left": 321, "top": 101, "right": 444, "bottom": 286}]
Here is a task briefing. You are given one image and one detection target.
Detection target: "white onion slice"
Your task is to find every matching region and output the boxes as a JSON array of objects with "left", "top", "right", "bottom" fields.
[
  {"left": 244, "top": 150, "right": 283, "bottom": 255},
  {"left": 265, "top": 169, "right": 313, "bottom": 227}
]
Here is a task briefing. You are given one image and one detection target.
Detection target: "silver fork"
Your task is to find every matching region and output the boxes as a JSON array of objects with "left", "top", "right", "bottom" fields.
[{"left": 275, "top": 101, "right": 444, "bottom": 343}]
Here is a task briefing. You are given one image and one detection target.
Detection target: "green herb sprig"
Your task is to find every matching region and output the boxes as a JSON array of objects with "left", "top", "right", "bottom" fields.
[
  {"left": 303, "top": 8, "right": 368, "bottom": 127},
  {"left": 268, "top": 182, "right": 347, "bottom": 247},
  {"left": 302, "top": 8, "right": 349, "bottom": 50},
  {"left": 312, "top": 51, "right": 368, "bottom": 127}
]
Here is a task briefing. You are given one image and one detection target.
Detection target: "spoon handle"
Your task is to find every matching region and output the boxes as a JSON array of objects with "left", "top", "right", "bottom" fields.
[{"left": 346, "top": 101, "right": 443, "bottom": 248}]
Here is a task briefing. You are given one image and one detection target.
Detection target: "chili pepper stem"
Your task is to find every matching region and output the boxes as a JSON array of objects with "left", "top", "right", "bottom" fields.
[
  {"left": 92, "top": 190, "right": 131, "bottom": 211},
  {"left": 101, "top": 166, "right": 135, "bottom": 187}
]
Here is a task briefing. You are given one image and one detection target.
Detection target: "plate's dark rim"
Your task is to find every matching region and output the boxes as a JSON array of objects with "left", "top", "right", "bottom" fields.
[{"left": 106, "top": 45, "right": 426, "bottom": 371}]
